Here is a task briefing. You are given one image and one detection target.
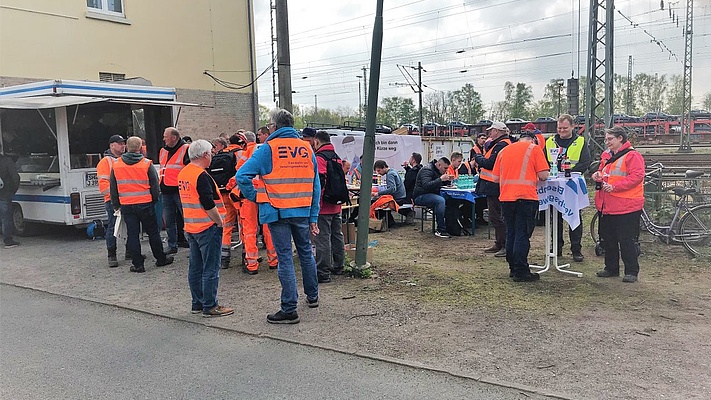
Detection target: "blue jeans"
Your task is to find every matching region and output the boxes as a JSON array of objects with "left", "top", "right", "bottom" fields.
[
  {"left": 0, "top": 198, "right": 14, "bottom": 243},
  {"left": 414, "top": 193, "right": 446, "bottom": 233},
  {"left": 268, "top": 217, "right": 318, "bottom": 314},
  {"left": 104, "top": 201, "right": 117, "bottom": 252},
  {"left": 187, "top": 224, "right": 223, "bottom": 311},
  {"left": 501, "top": 200, "right": 538, "bottom": 276},
  {"left": 161, "top": 192, "right": 183, "bottom": 249},
  {"left": 121, "top": 203, "right": 166, "bottom": 267}
]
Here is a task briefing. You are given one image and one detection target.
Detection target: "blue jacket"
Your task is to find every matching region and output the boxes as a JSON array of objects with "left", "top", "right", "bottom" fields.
[{"left": 236, "top": 126, "right": 321, "bottom": 224}]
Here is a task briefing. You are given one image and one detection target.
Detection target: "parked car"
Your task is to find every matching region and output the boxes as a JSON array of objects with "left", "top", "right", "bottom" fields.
[
  {"left": 447, "top": 121, "right": 467, "bottom": 127},
  {"left": 475, "top": 119, "right": 493, "bottom": 125},
  {"left": 505, "top": 118, "right": 529, "bottom": 124},
  {"left": 534, "top": 116, "right": 556, "bottom": 123},
  {"left": 641, "top": 112, "right": 673, "bottom": 122},
  {"left": 693, "top": 123, "right": 711, "bottom": 132},
  {"left": 688, "top": 109, "right": 711, "bottom": 120},
  {"left": 612, "top": 113, "right": 639, "bottom": 123}
]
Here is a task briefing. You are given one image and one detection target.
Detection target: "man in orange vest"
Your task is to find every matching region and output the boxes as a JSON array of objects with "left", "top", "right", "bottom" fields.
[
  {"left": 178, "top": 139, "right": 234, "bottom": 317},
  {"left": 97, "top": 134, "right": 126, "bottom": 267},
  {"left": 491, "top": 131, "right": 550, "bottom": 282},
  {"left": 159, "top": 127, "right": 191, "bottom": 254},
  {"left": 236, "top": 109, "right": 321, "bottom": 324},
  {"left": 208, "top": 133, "right": 246, "bottom": 270},
  {"left": 234, "top": 131, "right": 278, "bottom": 274},
  {"left": 110, "top": 137, "right": 174, "bottom": 273},
  {"left": 473, "top": 121, "right": 511, "bottom": 257}
]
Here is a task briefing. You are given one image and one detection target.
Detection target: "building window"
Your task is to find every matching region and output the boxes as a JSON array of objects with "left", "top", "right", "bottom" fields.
[
  {"left": 87, "top": 0, "right": 124, "bottom": 16},
  {"left": 99, "top": 72, "right": 126, "bottom": 82}
]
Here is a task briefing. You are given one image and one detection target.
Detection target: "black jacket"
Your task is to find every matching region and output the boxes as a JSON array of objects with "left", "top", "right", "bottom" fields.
[
  {"left": 412, "top": 160, "right": 444, "bottom": 198},
  {"left": 473, "top": 135, "right": 511, "bottom": 196},
  {"left": 403, "top": 163, "right": 422, "bottom": 202},
  {"left": 0, "top": 154, "right": 20, "bottom": 200}
]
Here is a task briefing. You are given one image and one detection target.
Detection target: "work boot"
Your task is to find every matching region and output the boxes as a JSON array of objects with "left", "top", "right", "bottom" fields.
[
  {"left": 484, "top": 244, "right": 502, "bottom": 253},
  {"left": 221, "top": 257, "right": 231, "bottom": 270},
  {"left": 108, "top": 248, "right": 119, "bottom": 268}
]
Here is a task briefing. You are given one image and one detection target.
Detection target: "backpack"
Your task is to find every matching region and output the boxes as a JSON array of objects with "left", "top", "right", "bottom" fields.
[
  {"left": 316, "top": 150, "right": 350, "bottom": 205},
  {"left": 207, "top": 149, "right": 238, "bottom": 189}
]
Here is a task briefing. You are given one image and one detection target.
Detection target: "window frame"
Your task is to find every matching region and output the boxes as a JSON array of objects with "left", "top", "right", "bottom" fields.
[{"left": 86, "top": 0, "right": 125, "bottom": 18}]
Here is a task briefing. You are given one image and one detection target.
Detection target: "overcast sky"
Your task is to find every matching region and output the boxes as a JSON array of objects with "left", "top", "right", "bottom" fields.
[{"left": 247, "top": 0, "right": 711, "bottom": 118}]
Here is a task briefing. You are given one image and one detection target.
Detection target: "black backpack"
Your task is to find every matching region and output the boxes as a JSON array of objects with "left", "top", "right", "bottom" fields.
[
  {"left": 316, "top": 150, "right": 350, "bottom": 205},
  {"left": 207, "top": 149, "right": 238, "bottom": 189}
]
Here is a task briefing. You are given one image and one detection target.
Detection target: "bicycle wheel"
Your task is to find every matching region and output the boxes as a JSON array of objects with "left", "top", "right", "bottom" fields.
[
  {"left": 679, "top": 204, "right": 711, "bottom": 260},
  {"left": 589, "top": 212, "right": 605, "bottom": 256}
]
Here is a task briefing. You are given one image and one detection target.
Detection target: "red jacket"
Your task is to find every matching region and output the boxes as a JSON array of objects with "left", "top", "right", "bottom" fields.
[
  {"left": 315, "top": 143, "right": 342, "bottom": 215},
  {"left": 594, "top": 141, "right": 645, "bottom": 215}
]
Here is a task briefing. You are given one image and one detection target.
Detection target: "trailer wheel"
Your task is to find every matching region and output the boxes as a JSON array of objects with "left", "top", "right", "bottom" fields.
[{"left": 12, "top": 203, "right": 39, "bottom": 237}]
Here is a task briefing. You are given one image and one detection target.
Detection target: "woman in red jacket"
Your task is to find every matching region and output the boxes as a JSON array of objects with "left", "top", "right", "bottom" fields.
[{"left": 592, "top": 126, "right": 645, "bottom": 283}]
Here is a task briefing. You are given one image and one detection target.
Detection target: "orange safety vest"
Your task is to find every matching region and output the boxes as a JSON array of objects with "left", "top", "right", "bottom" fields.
[
  {"left": 478, "top": 138, "right": 511, "bottom": 182},
  {"left": 159, "top": 143, "right": 189, "bottom": 186},
  {"left": 603, "top": 152, "right": 644, "bottom": 200},
  {"left": 256, "top": 138, "right": 315, "bottom": 208},
  {"left": 178, "top": 163, "right": 227, "bottom": 234},
  {"left": 97, "top": 155, "right": 118, "bottom": 203},
  {"left": 496, "top": 142, "right": 548, "bottom": 202},
  {"left": 535, "top": 133, "right": 546, "bottom": 151},
  {"left": 447, "top": 162, "right": 471, "bottom": 179},
  {"left": 113, "top": 158, "right": 153, "bottom": 205}
]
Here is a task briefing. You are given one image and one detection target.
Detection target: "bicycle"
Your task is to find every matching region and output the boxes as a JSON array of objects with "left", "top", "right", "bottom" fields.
[{"left": 590, "top": 164, "right": 711, "bottom": 260}]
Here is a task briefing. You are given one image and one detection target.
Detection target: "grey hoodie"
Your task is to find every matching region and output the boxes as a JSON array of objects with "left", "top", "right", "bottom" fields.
[{"left": 109, "top": 152, "right": 160, "bottom": 208}]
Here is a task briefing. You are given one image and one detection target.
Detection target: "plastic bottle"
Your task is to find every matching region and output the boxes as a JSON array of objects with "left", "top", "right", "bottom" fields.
[
  {"left": 550, "top": 162, "right": 559, "bottom": 177},
  {"left": 562, "top": 156, "right": 572, "bottom": 178}
]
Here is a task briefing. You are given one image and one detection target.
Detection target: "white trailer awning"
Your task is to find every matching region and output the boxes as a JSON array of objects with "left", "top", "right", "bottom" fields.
[{"left": 0, "top": 96, "right": 207, "bottom": 110}]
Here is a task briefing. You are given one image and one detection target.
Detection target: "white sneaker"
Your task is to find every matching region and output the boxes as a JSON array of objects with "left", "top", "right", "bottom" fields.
[{"left": 434, "top": 231, "right": 450, "bottom": 238}]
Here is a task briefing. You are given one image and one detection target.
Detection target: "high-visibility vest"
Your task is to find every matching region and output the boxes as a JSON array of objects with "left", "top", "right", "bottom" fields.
[
  {"left": 97, "top": 155, "right": 118, "bottom": 203},
  {"left": 159, "top": 144, "right": 189, "bottom": 186},
  {"left": 603, "top": 152, "right": 644, "bottom": 200},
  {"left": 535, "top": 133, "right": 546, "bottom": 151},
  {"left": 447, "top": 162, "right": 471, "bottom": 179},
  {"left": 113, "top": 158, "right": 153, "bottom": 205},
  {"left": 233, "top": 143, "right": 251, "bottom": 172},
  {"left": 496, "top": 142, "right": 547, "bottom": 202},
  {"left": 256, "top": 138, "right": 315, "bottom": 208},
  {"left": 478, "top": 138, "right": 511, "bottom": 182},
  {"left": 178, "top": 163, "right": 227, "bottom": 234},
  {"left": 545, "top": 135, "right": 585, "bottom": 168}
]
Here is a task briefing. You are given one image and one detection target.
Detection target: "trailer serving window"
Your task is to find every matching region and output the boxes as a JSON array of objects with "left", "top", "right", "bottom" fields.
[
  {"left": 66, "top": 103, "right": 172, "bottom": 168},
  {"left": 0, "top": 108, "right": 59, "bottom": 173}
]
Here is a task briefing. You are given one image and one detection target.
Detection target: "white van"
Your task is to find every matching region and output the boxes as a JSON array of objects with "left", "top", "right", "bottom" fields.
[{"left": 0, "top": 79, "right": 198, "bottom": 235}]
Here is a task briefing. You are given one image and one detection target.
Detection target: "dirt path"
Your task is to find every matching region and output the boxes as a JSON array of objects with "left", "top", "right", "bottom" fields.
[{"left": 1, "top": 223, "right": 709, "bottom": 399}]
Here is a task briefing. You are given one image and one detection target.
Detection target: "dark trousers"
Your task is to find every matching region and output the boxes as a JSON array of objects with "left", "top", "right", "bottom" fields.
[
  {"left": 599, "top": 211, "right": 641, "bottom": 276},
  {"left": 487, "top": 196, "right": 506, "bottom": 247},
  {"left": 502, "top": 200, "right": 538, "bottom": 276},
  {"left": 122, "top": 203, "right": 167, "bottom": 267},
  {"left": 313, "top": 213, "right": 345, "bottom": 279},
  {"left": 554, "top": 208, "right": 583, "bottom": 253},
  {"left": 474, "top": 197, "right": 487, "bottom": 220}
]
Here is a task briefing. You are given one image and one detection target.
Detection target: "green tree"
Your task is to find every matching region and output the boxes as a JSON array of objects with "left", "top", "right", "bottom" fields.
[
  {"left": 665, "top": 75, "right": 685, "bottom": 115},
  {"left": 702, "top": 91, "right": 711, "bottom": 111},
  {"left": 258, "top": 104, "right": 271, "bottom": 127},
  {"left": 450, "top": 83, "right": 484, "bottom": 123},
  {"left": 634, "top": 73, "right": 668, "bottom": 113},
  {"left": 511, "top": 82, "right": 534, "bottom": 120},
  {"left": 378, "top": 96, "right": 417, "bottom": 128}
]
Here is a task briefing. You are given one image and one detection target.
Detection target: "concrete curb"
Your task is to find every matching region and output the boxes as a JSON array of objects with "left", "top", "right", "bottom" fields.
[{"left": 3, "top": 281, "right": 576, "bottom": 400}]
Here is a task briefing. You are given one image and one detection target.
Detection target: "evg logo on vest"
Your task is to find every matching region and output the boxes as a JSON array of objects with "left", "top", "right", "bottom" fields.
[{"left": 277, "top": 145, "right": 310, "bottom": 159}]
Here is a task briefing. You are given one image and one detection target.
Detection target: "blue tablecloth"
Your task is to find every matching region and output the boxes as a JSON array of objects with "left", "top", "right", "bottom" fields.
[{"left": 440, "top": 187, "right": 482, "bottom": 203}]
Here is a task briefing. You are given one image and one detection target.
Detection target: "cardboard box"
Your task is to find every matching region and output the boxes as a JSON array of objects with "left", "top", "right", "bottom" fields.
[
  {"left": 341, "top": 222, "right": 357, "bottom": 244},
  {"left": 368, "top": 217, "right": 387, "bottom": 232},
  {"left": 345, "top": 244, "right": 373, "bottom": 264}
]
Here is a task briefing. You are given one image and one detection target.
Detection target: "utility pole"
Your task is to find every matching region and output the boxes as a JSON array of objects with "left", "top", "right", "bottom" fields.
[
  {"left": 358, "top": 80, "right": 362, "bottom": 121},
  {"left": 626, "top": 56, "right": 633, "bottom": 115},
  {"left": 361, "top": 66, "right": 368, "bottom": 109},
  {"left": 314, "top": 95, "right": 318, "bottom": 113},
  {"left": 585, "top": 0, "right": 614, "bottom": 155},
  {"left": 678, "top": 0, "right": 694, "bottom": 153},
  {"left": 354, "top": 0, "right": 384, "bottom": 269},
  {"left": 275, "top": 0, "right": 293, "bottom": 112},
  {"left": 417, "top": 62, "right": 424, "bottom": 133},
  {"left": 269, "top": 0, "right": 277, "bottom": 104}
]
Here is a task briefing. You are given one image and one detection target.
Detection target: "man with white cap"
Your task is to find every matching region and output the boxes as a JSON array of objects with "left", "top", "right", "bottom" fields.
[{"left": 473, "top": 121, "right": 511, "bottom": 257}]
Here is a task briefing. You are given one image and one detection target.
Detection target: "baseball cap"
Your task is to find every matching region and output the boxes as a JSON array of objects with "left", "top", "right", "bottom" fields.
[
  {"left": 109, "top": 134, "right": 126, "bottom": 144},
  {"left": 519, "top": 131, "right": 536, "bottom": 139},
  {"left": 486, "top": 121, "right": 507, "bottom": 131},
  {"left": 301, "top": 127, "right": 317, "bottom": 138},
  {"left": 522, "top": 122, "right": 537, "bottom": 131}
]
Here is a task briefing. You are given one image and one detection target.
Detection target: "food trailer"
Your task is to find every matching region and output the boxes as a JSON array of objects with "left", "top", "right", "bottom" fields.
[{"left": 0, "top": 79, "right": 198, "bottom": 235}]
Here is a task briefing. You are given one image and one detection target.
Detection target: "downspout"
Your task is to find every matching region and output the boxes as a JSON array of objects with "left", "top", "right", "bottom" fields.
[{"left": 247, "top": 0, "right": 257, "bottom": 131}]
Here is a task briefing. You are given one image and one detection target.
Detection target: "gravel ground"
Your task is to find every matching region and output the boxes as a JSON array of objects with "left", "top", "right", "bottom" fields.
[{"left": 1, "top": 224, "right": 709, "bottom": 400}]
